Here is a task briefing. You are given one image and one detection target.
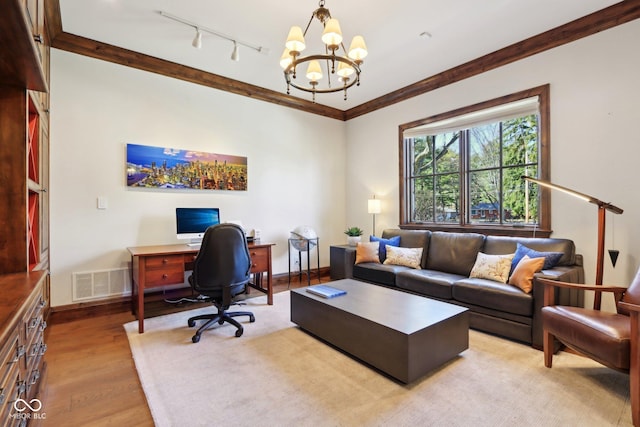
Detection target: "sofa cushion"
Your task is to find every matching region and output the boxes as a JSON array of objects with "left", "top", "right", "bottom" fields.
[
  {"left": 353, "top": 263, "right": 411, "bottom": 287},
  {"left": 453, "top": 278, "right": 533, "bottom": 317},
  {"left": 383, "top": 246, "right": 423, "bottom": 269},
  {"left": 381, "top": 229, "right": 431, "bottom": 268},
  {"left": 396, "top": 269, "right": 463, "bottom": 299},
  {"left": 469, "top": 252, "right": 514, "bottom": 283},
  {"left": 508, "top": 255, "right": 545, "bottom": 293},
  {"left": 484, "top": 235, "right": 576, "bottom": 266},
  {"left": 510, "top": 243, "right": 563, "bottom": 272},
  {"left": 426, "top": 231, "right": 485, "bottom": 276},
  {"left": 369, "top": 235, "right": 400, "bottom": 262},
  {"left": 355, "top": 241, "right": 380, "bottom": 264}
]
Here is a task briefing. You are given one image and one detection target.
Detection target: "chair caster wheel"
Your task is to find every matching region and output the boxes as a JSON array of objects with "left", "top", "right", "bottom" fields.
[
  {"left": 188, "top": 319, "right": 196, "bottom": 327},
  {"left": 235, "top": 328, "right": 243, "bottom": 337},
  {"left": 192, "top": 334, "right": 200, "bottom": 343},
  {"left": 249, "top": 315, "right": 255, "bottom": 323}
]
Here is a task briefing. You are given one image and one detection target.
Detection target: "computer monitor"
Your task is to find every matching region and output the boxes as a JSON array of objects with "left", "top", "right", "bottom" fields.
[{"left": 175, "top": 208, "right": 220, "bottom": 245}]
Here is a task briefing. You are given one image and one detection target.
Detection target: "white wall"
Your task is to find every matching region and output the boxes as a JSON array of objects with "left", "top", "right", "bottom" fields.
[
  {"left": 346, "top": 20, "right": 640, "bottom": 309},
  {"left": 51, "top": 19, "right": 640, "bottom": 309},
  {"left": 50, "top": 50, "right": 347, "bottom": 307}
]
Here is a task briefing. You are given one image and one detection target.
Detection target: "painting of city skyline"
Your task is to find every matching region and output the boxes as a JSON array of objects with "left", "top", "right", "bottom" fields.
[{"left": 126, "top": 143, "right": 247, "bottom": 191}]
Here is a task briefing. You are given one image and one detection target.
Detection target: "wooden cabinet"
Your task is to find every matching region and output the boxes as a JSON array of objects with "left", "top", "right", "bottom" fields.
[
  {"left": 0, "top": 1, "right": 51, "bottom": 423},
  {"left": 0, "top": 0, "right": 50, "bottom": 274},
  {"left": 0, "top": 271, "right": 48, "bottom": 424}
]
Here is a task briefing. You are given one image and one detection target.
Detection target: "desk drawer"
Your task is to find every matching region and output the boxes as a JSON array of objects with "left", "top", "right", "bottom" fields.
[
  {"left": 145, "top": 255, "right": 184, "bottom": 269},
  {"left": 145, "top": 268, "right": 184, "bottom": 287},
  {"left": 249, "top": 247, "right": 269, "bottom": 272}
]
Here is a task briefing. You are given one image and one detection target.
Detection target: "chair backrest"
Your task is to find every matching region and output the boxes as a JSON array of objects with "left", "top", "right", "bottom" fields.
[
  {"left": 618, "top": 267, "right": 640, "bottom": 315},
  {"left": 191, "top": 223, "right": 251, "bottom": 292}
]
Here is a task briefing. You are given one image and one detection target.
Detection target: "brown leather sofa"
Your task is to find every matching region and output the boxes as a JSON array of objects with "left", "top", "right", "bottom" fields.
[{"left": 343, "top": 229, "right": 585, "bottom": 349}]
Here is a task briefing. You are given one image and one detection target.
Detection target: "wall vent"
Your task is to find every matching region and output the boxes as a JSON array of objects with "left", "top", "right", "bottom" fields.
[{"left": 72, "top": 268, "right": 131, "bottom": 302}]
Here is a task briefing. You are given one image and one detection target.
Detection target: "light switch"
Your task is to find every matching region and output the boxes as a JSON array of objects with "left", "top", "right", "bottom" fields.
[{"left": 97, "top": 196, "right": 108, "bottom": 210}]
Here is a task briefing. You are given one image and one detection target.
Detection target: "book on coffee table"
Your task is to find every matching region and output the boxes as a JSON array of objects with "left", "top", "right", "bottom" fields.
[{"left": 306, "top": 285, "right": 347, "bottom": 299}]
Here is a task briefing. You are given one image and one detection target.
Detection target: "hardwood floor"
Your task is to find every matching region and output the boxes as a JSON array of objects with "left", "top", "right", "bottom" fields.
[{"left": 42, "top": 276, "right": 319, "bottom": 426}]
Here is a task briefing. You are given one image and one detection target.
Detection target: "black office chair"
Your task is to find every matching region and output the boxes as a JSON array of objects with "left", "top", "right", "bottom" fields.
[{"left": 187, "top": 223, "right": 255, "bottom": 342}]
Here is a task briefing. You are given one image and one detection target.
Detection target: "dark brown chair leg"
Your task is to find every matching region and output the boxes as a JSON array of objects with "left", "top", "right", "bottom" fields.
[
  {"left": 543, "top": 329, "right": 554, "bottom": 368},
  {"left": 630, "top": 311, "right": 639, "bottom": 426}
]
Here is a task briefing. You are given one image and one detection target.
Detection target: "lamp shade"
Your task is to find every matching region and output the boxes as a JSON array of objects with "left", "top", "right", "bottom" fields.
[
  {"left": 306, "top": 60, "right": 323, "bottom": 81},
  {"left": 321, "top": 18, "right": 343, "bottom": 46},
  {"left": 336, "top": 60, "right": 355, "bottom": 78},
  {"left": 279, "top": 48, "right": 292, "bottom": 69},
  {"left": 285, "top": 26, "right": 306, "bottom": 53},
  {"left": 368, "top": 198, "right": 381, "bottom": 214},
  {"left": 348, "top": 35, "right": 368, "bottom": 62}
]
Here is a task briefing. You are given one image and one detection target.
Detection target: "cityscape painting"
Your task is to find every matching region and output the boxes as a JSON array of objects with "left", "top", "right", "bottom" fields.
[{"left": 126, "top": 143, "right": 247, "bottom": 191}]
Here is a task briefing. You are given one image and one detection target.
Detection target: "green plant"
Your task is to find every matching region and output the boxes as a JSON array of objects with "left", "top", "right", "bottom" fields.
[{"left": 344, "top": 226, "right": 363, "bottom": 237}]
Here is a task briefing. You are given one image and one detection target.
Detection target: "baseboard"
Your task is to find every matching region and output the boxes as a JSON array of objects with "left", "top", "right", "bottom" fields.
[{"left": 49, "top": 267, "right": 331, "bottom": 325}]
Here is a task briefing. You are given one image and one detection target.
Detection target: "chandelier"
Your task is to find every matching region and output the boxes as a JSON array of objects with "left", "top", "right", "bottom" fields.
[{"left": 279, "top": 0, "right": 368, "bottom": 102}]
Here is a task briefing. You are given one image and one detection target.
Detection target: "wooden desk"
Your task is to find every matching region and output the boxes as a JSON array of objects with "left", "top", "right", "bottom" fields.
[{"left": 128, "top": 241, "right": 274, "bottom": 333}]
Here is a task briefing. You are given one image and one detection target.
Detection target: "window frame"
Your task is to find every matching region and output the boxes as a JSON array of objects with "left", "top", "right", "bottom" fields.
[{"left": 398, "top": 85, "right": 551, "bottom": 237}]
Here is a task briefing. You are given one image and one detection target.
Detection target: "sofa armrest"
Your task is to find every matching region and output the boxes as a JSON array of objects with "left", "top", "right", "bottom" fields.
[{"left": 329, "top": 245, "right": 356, "bottom": 280}]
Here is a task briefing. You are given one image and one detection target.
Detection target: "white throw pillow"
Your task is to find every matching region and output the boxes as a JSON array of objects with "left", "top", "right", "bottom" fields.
[
  {"left": 469, "top": 252, "right": 515, "bottom": 283},
  {"left": 383, "top": 246, "right": 423, "bottom": 269}
]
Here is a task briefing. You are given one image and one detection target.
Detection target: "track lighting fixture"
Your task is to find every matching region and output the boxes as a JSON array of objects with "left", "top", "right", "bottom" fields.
[
  {"left": 158, "top": 11, "right": 268, "bottom": 62},
  {"left": 231, "top": 42, "right": 240, "bottom": 61},
  {"left": 192, "top": 29, "right": 202, "bottom": 49}
]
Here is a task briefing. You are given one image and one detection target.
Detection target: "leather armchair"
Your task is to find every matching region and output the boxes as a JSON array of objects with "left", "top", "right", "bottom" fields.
[{"left": 539, "top": 268, "right": 640, "bottom": 426}]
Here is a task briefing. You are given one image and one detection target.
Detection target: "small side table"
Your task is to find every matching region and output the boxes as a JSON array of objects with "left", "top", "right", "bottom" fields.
[{"left": 329, "top": 245, "right": 357, "bottom": 280}]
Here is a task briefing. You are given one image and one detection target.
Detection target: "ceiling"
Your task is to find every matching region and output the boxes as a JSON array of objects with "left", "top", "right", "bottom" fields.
[{"left": 57, "top": 0, "right": 622, "bottom": 111}]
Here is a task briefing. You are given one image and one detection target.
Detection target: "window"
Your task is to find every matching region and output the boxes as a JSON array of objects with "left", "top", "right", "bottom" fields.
[{"left": 399, "top": 85, "right": 550, "bottom": 236}]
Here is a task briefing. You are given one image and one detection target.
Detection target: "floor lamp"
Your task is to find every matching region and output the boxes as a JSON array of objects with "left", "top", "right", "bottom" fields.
[
  {"left": 523, "top": 176, "right": 623, "bottom": 309},
  {"left": 368, "top": 196, "right": 381, "bottom": 237}
]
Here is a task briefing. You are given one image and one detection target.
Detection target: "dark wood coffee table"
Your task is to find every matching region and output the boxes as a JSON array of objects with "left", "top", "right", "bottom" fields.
[{"left": 290, "top": 279, "right": 469, "bottom": 383}]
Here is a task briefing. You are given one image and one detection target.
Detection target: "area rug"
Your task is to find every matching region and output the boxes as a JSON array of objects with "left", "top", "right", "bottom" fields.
[{"left": 124, "top": 291, "right": 632, "bottom": 427}]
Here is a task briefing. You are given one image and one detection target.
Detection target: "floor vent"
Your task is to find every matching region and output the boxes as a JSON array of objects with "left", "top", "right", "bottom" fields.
[{"left": 72, "top": 268, "right": 131, "bottom": 302}]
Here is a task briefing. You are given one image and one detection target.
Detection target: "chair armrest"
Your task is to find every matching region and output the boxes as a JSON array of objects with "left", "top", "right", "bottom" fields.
[
  {"left": 537, "top": 278, "right": 627, "bottom": 292},
  {"left": 538, "top": 277, "right": 627, "bottom": 306},
  {"left": 619, "top": 302, "right": 640, "bottom": 313}
]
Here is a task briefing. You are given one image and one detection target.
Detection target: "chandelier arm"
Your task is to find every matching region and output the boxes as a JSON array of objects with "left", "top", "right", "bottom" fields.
[{"left": 303, "top": 14, "right": 316, "bottom": 37}]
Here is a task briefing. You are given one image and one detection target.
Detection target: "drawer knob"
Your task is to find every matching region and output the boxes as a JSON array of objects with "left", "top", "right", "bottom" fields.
[
  {"left": 162, "top": 258, "right": 168, "bottom": 264},
  {"left": 29, "top": 317, "right": 39, "bottom": 329},
  {"left": 162, "top": 274, "right": 168, "bottom": 279}
]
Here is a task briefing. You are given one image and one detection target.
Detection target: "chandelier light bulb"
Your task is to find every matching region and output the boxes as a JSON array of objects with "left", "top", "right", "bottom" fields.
[
  {"left": 285, "top": 26, "right": 306, "bottom": 54},
  {"left": 321, "top": 18, "right": 343, "bottom": 48},
  {"left": 306, "top": 60, "right": 323, "bottom": 82},
  {"left": 348, "top": 35, "right": 368, "bottom": 62}
]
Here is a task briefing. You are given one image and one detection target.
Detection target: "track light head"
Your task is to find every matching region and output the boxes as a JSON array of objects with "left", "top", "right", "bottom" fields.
[
  {"left": 231, "top": 42, "right": 240, "bottom": 61},
  {"left": 192, "top": 29, "right": 202, "bottom": 49}
]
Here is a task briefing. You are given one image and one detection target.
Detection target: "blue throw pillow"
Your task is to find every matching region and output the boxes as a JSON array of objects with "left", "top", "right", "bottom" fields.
[
  {"left": 369, "top": 235, "right": 401, "bottom": 262},
  {"left": 511, "top": 243, "right": 563, "bottom": 273}
]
